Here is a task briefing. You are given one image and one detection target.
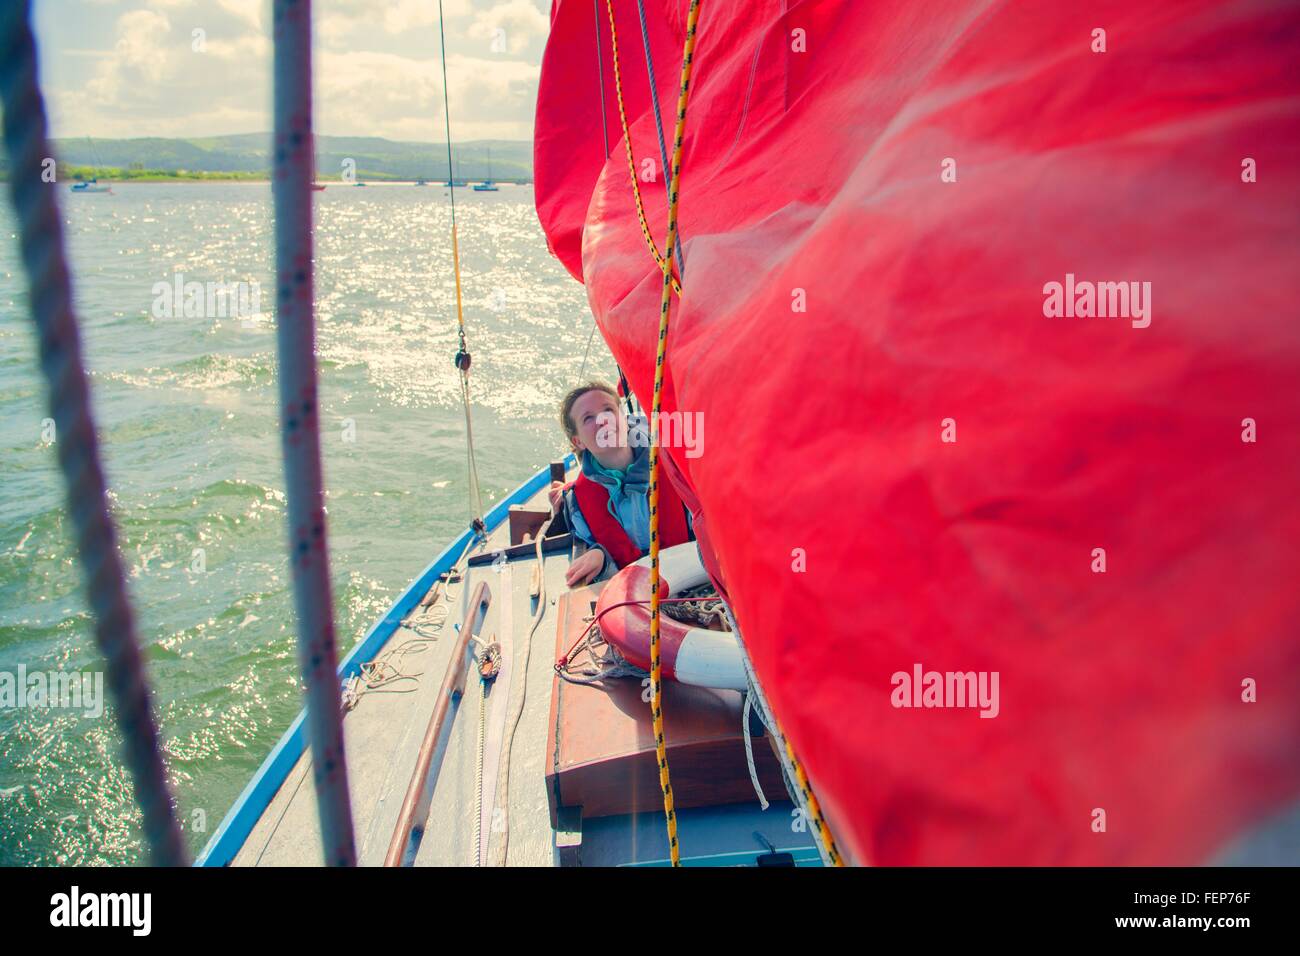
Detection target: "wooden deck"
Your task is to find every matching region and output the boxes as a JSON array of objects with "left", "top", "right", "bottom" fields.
[
  {"left": 234, "top": 481, "right": 566, "bottom": 866},
  {"left": 232, "top": 473, "right": 822, "bottom": 867}
]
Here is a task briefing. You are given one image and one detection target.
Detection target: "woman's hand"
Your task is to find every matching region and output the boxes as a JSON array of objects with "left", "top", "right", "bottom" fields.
[
  {"left": 565, "top": 548, "right": 605, "bottom": 588},
  {"left": 547, "top": 480, "right": 565, "bottom": 514}
]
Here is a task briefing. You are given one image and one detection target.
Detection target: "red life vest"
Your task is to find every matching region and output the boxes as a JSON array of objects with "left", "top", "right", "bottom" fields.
[{"left": 571, "top": 464, "right": 691, "bottom": 570}]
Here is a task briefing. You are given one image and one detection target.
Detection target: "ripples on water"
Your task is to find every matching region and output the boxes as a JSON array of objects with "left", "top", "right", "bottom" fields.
[{"left": 0, "top": 183, "right": 614, "bottom": 864}]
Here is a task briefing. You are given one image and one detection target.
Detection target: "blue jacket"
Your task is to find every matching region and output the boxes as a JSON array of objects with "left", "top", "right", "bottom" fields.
[{"left": 563, "top": 444, "right": 652, "bottom": 581}]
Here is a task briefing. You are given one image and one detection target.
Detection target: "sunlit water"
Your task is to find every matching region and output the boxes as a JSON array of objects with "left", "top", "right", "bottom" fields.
[{"left": 0, "top": 182, "right": 613, "bottom": 865}]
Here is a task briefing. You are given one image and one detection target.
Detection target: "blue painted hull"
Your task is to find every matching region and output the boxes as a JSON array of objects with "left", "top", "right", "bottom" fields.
[{"left": 196, "top": 457, "right": 572, "bottom": 866}]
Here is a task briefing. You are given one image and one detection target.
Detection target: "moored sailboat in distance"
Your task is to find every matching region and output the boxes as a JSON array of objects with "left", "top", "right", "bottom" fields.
[
  {"left": 473, "top": 146, "right": 499, "bottom": 191},
  {"left": 69, "top": 136, "right": 112, "bottom": 193},
  {"left": 69, "top": 177, "right": 111, "bottom": 193}
]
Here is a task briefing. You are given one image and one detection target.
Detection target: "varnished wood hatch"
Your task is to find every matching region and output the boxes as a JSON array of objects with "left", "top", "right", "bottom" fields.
[{"left": 546, "top": 582, "right": 786, "bottom": 829}]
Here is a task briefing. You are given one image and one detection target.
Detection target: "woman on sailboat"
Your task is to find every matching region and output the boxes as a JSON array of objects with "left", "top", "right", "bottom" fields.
[{"left": 550, "top": 382, "right": 692, "bottom": 587}]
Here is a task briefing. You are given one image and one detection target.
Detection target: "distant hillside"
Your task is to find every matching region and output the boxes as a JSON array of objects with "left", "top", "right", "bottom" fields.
[{"left": 2, "top": 134, "right": 532, "bottom": 182}]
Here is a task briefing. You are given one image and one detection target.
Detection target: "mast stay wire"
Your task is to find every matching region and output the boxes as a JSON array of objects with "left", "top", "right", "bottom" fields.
[
  {"left": 633, "top": 0, "right": 685, "bottom": 279},
  {"left": 437, "top": 0, "right": 486, "bottom": 532},
  {"left": 584, "top": 2, "right": 635, "bottom": 418}
]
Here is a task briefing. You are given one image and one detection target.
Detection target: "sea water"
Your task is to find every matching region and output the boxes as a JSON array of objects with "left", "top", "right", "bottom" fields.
[{"left": 0, "top": 182, "right": 612, "bottom": 864}]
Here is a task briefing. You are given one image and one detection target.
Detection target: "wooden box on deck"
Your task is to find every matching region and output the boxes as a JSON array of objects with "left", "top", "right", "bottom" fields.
[{"left": 545, "top": 583, "right": 786, "bottom": 827}]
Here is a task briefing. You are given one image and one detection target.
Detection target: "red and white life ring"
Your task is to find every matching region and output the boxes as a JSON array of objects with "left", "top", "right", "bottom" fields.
[{"left": 595, "top": 543, "right": 748, "bottom": 691}]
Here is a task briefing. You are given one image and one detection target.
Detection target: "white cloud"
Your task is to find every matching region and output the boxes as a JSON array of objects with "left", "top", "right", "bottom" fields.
[
  {"left": 467, "top": 0, "right": 549, "bottom": 55},
  {"left": 42, "top": 0, "right": 546, "bottom": 141},
  {"left": 53, "top": 3, "right": 270, "bottom": 138},
  {"left": 316, "top": 50, "right": 440, "bottom": 140},
  {"left": 315, "top": 50, "right": 537, "bottom": 141},
  {"left": 214, "top": 0, "right": 262, "bottom": 32},
  {"left": 97, "top": 9, "right": 172, "bottom": 90},
  {"left": 316, "top": 0, "right": 476, "bottom": 43}
]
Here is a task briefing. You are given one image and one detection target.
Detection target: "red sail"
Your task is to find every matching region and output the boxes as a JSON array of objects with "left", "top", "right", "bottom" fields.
[{"left": 534, "top": 0, "right": 1300, "bottom": 864}]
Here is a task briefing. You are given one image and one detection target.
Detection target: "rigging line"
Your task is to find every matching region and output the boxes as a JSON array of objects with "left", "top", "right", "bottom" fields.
[
  {"left": 437, "top": 0, "right": 485, "bottom": 527},
  {"left": 592, "top": 0, "right": 610, "bottom": 158},
  {"left": 460, "top": 372, "right": 485, "bottom": 522},
  {"left": 473, "top": 673, "right": 488, "bottom": 865},
  {"left": 0, "top": 0, "right": 187, "bottom": 867},
  {"left": 255, "top": 753, "right": 315, "bottom": 866},
  {"left": 724, "top": 599, "right": 845, "bottom": 866},
  {"left": 591, "top": 3, "right": 651, "bottom": 417},
  {"left": 437, "top": 0, "right": 462, "bottom": 343},
  {"left": 618, "top": 0, "right": 842, "bottom": 868},
  {"left": 271, "top": 0, "right": 357, "bottom": 867},
  {"left": 634, "top": 0, "right": 685, "bottom": 278},
  {"left": 604, "top": 0, "right": 682, "bottom": 297},
  {"left": 645, "top": 0, "right": 704, "bottom": 868},
  {"left": 578, "top": 318, "right": 600, "bottom": 383},
  {"left": 489, "top": 516, "right": 555, "bottom": 866}
]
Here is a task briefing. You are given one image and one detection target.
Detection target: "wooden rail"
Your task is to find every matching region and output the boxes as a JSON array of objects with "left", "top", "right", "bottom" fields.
[{"left": 384, "top": 581, "right": 491, "bottom": 866}]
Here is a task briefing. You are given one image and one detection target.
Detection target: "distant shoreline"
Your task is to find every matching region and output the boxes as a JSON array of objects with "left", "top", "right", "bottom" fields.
[
  {"left": 0, "top": 175, "right": 533, "bottom": 185},
  {"left": 15, "top": 134, "right": 534, "bottom": 184}
]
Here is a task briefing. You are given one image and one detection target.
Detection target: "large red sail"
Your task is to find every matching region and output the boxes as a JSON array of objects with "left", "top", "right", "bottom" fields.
[{"left": 534, "top": 0, "right": 1300, "bottom": 864}]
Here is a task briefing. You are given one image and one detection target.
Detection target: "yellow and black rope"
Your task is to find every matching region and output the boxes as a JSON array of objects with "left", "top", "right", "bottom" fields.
[
  {"left": 642, "top": 0, "right": 702, "bottom": 866},
  {"left": 604, "top": 0, "right": 683, "bottom": 298},
  {"left": 780, "top": 718, "right": 844, "bottom": 866},
  {"left": 611, "top": 0, "right": 844, "bottom": 868}
]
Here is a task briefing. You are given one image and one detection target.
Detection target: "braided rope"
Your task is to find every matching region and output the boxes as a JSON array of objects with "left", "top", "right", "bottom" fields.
[
  {"left": 473, "top": 675, "right": 487, "bottom": 865},
  {"left": 633, "top": 0, "right": 845, "bottom": 868},
  {"left": 725, "top": 604, "right": 846, "bottom": 866},
  {"left": 645, "top": 0, "right": 703, "bottom": 867},
  {"left": 0, "top": 0, "right": 186, "bottom": 866},
  {"left": 780, "top": 720, "right": 844, "bottom": 865},
  {"left": 489, "top": 517, "right": 554, "bottom": 866},
  {"left": 604, "top": 0, "right": 683, "bottom": 298},
  {"left": 271, "top": 0, "right": 356, "bottom": 866}
]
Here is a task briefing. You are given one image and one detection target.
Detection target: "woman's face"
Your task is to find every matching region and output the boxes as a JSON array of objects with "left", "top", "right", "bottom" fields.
[{"left": 569, "top": 389, "right": 625, "bottom": 454}]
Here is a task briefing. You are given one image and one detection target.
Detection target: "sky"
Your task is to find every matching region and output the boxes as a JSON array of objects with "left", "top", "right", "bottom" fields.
[{"left": 33, "top": 0, "right": 553, "bottom": 142}]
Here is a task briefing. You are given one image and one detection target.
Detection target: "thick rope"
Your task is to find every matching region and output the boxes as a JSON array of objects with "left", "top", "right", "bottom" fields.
[
  {"left": 624, "top": 0, "right": 843, "bottom": 869},
  {"left": 473, "top": 673, "right": 487, "bottom": 865},
  {"left": 779, "top": 717, "right": 844, "bottom": 865},
  {"left": 725, "top": 603, "right": 845, "bottom": 866},
  {"left": 742, "top": 692, "right": 770, "bottom": 811},
  {"left": 0, "top": 0, "right": 187, "bottom": 867},
  {"left": 604, "top": 0, "right": 683, "bottom": 297},
  {"left": 271, "top": 0, "right": 356, "bottom": 866},
  {"left": 645, "top": 0, "right": 703, "bottom": 867}
]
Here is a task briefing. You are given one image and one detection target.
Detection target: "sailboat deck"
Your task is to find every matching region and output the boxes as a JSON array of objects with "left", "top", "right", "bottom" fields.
[
  {"left": 233, "top": 483, "right": 563, "bottom": 866},
  {"left": 231, "top": 476, "right": 819, "bottom": 867}
]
